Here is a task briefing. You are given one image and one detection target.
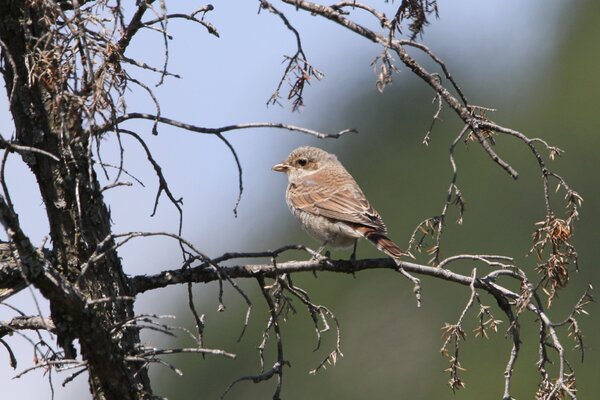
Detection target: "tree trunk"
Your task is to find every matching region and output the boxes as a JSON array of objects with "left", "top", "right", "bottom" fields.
[{"left": 0, "top": 2, "right": 150, "bottom": 398}]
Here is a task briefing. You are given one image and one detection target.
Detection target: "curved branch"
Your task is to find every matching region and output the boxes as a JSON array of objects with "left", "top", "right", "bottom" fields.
[
  {"left": 94, "top": 112, "right": 357, "bottom": 139},
  {"left": 142, "top": 6, "right": 219, "bottom": 38},
  {"left": 215, "top": 133, "right": 243, "bottom": 217}
]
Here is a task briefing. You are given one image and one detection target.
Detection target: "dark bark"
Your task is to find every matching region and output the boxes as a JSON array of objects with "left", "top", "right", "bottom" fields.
[{"left": 0, "top": 2, "right": 150, "bottom": 398}]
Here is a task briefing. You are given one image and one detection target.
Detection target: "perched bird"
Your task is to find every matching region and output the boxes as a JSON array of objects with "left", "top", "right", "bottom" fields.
[{"left": 272, "top": 146, "right": 408, "bottom": 262}]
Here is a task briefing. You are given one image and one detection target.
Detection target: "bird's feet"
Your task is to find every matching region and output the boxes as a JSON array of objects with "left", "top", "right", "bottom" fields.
[
  {"left": 349, "top": 251, "right": 358, "bottom": 267},
  {"left": 311, "top": 250, "right": 331, "bottom": 262},
  {"left": 350, "top": 239, "right": 358, "bottom": 267},
  {"left": 308, "top": 242, "right": 330, "bottom": 262},
  {"left": 349, "top": 240, "right": 358, "bottom": 267}
]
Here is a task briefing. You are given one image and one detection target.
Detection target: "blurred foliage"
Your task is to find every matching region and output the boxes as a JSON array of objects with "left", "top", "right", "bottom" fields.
[{"left": 156, "top": 2, "right": 599, "bottom": 399}]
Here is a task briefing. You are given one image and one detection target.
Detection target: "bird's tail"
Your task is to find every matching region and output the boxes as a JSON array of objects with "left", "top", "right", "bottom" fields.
[{"left": 354, "top": 226, "right": 408, "bottom": 262}]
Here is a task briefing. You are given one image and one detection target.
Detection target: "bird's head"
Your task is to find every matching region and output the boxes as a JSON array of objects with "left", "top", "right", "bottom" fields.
[{"left": 272, "top": 146, "right": 337, "bottom": 181}]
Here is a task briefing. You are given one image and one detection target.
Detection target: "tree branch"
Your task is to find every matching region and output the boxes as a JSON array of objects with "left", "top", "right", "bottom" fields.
[
  {"left": 279, "top": 0, "right": 518, "bottom": 179},
  {"left": 0, "top": 316, "right": 56, "bottom": 338},
  {"left": 94, "top": 112, "right": 357, "bottom": 139},
  {"left": 130, "top": 255, "right": 502, "bottom": 296}
]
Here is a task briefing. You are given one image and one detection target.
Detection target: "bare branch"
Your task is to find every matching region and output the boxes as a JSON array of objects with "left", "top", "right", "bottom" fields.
[
  {"left": 0, "top": 38, "right": 19, "bottom": 107},
  {"left": 134, "top": 347, "right": 236, "bottom": 359},
  {"left": 215, "top": 133, "right": 244, "bottom": 217},
  {"left": 259, "top": 0, "right": 323, "bottom": 110},
  {"left": 0, "top": 316, "right": 56, "bottom": 339},
  {"left": 0, "top": 138, "right": 60, "bottom": 162},
  {"left": 95, "top": 112, "right": 358, "bottom": 139},
  {"left": 143, "top": 5, "right": 219, "bottom": 38},
  {"left": 279, "top": 0, "right": 518, "bottom": 179},
  {"left": 130, "top": 252, "right": 490, "bottom": 295},
  {"left": 331, "top": 1, "right": 393, "bottom": 29},
  {"left": 118, "top": 129, "right": 183, "bottom": 220},
  {"left": 440, "top": 268, "right": 477, "bottom": 391},
  {"left": 116, "top": 0, "right": 154, "bottom": 56},
  {"left": 222, "top": 276, "right": 286, "bottom": 399}
]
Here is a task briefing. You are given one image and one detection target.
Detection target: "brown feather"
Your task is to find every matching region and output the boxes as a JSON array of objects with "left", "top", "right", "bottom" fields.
[
  {"left": 353, "top": 225, "right": 407, "bottom": 259},
  {"left": 276, "top": 146, "right": 407, "bottom": 260},
  {"left": 288, "top": 168, "right": 387, "bottom": 233}
]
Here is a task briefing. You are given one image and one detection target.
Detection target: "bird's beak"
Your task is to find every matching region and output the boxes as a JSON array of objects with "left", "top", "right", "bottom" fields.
[{"left": 272, "top": 162, "right": 289, "bottom": 172}]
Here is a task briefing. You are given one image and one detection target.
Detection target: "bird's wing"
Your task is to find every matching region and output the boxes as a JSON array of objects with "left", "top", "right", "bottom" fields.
[{"left": 288, "top": 169, "right": 388, "bottom": 233}]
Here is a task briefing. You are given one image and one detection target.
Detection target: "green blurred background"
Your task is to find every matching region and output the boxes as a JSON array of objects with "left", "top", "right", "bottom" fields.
[{"left": 140, "top": 2, "right": 600, "bottom": 399}]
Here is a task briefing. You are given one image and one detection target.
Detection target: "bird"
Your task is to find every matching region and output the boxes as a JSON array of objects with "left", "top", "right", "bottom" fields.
[{"left": 272, "top": 146, "right": 408, "bottom": 263}]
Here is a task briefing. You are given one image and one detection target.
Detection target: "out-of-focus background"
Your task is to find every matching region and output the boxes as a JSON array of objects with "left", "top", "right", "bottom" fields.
[{"left": 0, "top": 1, "right": 598, "bottom": 399}]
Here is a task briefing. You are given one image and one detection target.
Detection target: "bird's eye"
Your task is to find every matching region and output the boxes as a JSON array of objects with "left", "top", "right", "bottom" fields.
[{"left": 297, "top": 158, "right": 308, "bottom": 167}]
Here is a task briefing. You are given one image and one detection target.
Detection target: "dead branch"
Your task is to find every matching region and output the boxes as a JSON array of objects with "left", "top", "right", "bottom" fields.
[
  {"left": 0, "top": 316, "right": 56, "bottom": 339},
  {"left": 95, "top": 112, "right": 357, "bottom": 138}
]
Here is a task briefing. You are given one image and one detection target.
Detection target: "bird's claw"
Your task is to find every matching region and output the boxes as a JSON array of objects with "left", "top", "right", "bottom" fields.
[
  {"left": 310, "top": 251, "right": 330, "bottom": 263},
  {"left": 349, "top": 252, "right": 358, "bottom": 267}
]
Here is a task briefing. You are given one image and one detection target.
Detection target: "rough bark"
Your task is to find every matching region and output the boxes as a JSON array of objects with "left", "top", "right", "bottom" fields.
[{"left": 0, "top": 2, "right": 150, "bottom": 398}]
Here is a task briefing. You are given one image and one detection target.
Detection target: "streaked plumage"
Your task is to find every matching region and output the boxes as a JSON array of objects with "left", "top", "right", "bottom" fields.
[{"left": 272, "top": 146, "right": 406, "bottom": 260}]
